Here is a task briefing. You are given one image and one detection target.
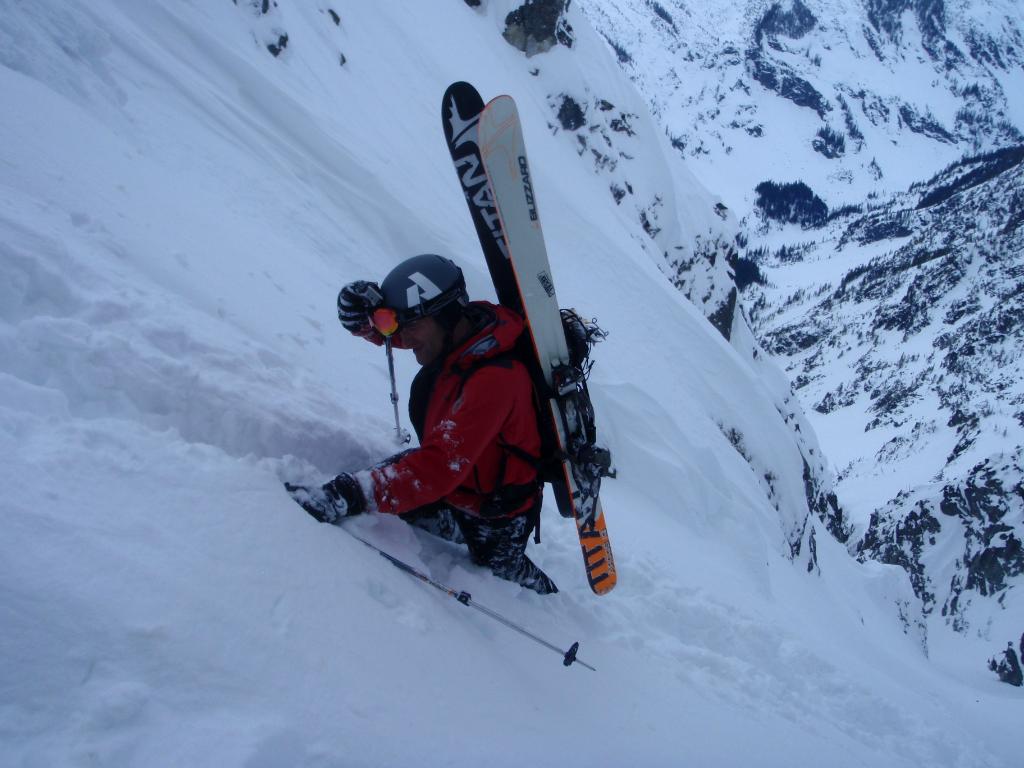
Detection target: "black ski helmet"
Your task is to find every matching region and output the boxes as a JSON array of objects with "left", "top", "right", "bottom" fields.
[{"left": 379, "top": 254, "right": 469, "bottom": 330}]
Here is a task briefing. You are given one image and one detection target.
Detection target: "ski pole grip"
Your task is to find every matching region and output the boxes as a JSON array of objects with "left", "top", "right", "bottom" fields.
[{"left": 563, "top": 641, "right": 579, "bottom": 667}]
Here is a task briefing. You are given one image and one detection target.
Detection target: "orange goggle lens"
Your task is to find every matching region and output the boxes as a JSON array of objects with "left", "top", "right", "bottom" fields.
[{"left": 371, "top": 307, "right": 400, "bottom": 337}]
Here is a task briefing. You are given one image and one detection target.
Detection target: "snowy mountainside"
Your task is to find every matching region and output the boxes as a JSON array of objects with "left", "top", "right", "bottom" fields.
[
  {"left": 581, "top": 0, "right": 1024, "bottom": 680},
  {"left": 745, "top": 143, "right": 1024, "bottom": 672},
  {"left": 501, "top": 0, "right": 848, "bottom": 552},
  {"left": 580, "top": 0, "right": 1024, "bottom": 218},
  {"left": 0, "top": 1, "right": 1018, "bottom": 765}
]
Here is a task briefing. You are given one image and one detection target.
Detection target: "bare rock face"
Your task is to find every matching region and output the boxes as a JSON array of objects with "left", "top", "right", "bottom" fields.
[{"left": 503, "top": 0, "right": 574, "bottom": 57}]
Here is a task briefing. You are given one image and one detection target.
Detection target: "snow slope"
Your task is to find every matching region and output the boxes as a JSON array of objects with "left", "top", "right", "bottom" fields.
[{"left": 0, "top": 2, "right": 1017, "bottom": 765}]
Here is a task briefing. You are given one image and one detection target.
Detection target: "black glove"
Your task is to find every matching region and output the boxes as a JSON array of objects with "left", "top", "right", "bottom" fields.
[
  {"left": 337, "top": 280, "right": 383, "bottom": 338},
  {"left": 285, "top": 473, "right": 366, "bottom": 524}
]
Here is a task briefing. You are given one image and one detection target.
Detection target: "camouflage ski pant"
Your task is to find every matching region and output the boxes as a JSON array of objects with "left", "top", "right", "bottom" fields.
[{"left": 401, "top": 505, "right": 558, "bottom": 595}]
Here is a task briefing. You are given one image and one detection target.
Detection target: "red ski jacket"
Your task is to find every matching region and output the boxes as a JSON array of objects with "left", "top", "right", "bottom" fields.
[{"left": 360, "top": 302, "right": 541, "bottom": 519}]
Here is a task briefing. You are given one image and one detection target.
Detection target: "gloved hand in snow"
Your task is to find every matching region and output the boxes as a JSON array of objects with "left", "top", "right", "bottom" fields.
[
  {"left": 337, "top": 280, "right": 384, "bottom": 340},
  {"left": 285, "top": 473, "right": 366, "bottom": 524}
]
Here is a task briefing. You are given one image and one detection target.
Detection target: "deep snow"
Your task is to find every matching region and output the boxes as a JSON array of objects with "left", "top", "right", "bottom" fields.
[{"left": 0, "top": 2, "right": 1018, "bottom": 766}]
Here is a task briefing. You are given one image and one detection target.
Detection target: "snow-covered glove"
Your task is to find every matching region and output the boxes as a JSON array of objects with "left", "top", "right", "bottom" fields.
[
  {"left": 284, "top": 473, "right": 366, "bottom": 524},
  {"left": 337, "top": 280, "right": 384, "bottom": 339}
]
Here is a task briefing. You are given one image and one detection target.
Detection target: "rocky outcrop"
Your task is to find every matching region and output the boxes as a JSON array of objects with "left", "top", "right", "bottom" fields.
[
  {"left": 989, "top": 637, "right": 1023, "bottom": 686},
  {"left": 856, "top": 451, "right": 1024, "bottom": 630},
  {"left": 503, "top": 0, "right": 575, "bottom": 56},
  {"left": 754, "top": 0, "right": 818, "bottom": 44}
]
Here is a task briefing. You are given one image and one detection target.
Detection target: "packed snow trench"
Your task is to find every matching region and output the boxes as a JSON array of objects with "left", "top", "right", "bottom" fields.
[{"left": 0, "top": 2, "right": 1017, "bottom": 766}]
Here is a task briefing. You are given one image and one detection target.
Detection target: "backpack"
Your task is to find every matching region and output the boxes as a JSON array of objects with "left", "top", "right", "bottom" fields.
[{"left": 471, "top": 309, "right": 613, "bottom": 538}]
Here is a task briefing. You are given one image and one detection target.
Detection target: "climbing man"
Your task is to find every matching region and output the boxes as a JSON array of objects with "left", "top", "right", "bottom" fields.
[{"left": 285, "top": 254, "right": 557, "bottom": 594}]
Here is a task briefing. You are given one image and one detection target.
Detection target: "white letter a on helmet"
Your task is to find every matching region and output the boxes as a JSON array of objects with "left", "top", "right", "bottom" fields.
[{"left": 406, "top": 272, "right": 441, "bottom": 306}]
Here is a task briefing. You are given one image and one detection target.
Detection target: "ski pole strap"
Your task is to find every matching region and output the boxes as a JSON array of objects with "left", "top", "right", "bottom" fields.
[{"left": 345, "top": 529, "right": 595, "bottom": 671}]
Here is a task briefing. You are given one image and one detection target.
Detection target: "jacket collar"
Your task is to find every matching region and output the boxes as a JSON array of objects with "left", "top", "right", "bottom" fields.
[{"left": 444, "top": 301, "right": 524, "bottom": 372}]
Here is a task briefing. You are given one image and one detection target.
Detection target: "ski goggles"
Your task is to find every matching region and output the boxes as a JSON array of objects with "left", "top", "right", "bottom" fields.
[
  {"left": 370, "top": 307, "right": 401, "bottom": 337},
  {"left": 371, "top": 295, "right": 456, "bottom": 337}
]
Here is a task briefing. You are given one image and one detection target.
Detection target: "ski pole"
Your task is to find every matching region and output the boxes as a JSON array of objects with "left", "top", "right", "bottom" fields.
[
  {"left": 384, "top": 337, "right": 411, "bottom": 445},
  {"left": 346, "top": 529, "right": 595, "bottom": 671}
]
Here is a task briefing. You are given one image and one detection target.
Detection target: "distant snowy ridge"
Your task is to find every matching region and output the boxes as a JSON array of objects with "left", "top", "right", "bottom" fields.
[{"left": 581, "top": 0, "right": 1024, "bottom": 216}]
